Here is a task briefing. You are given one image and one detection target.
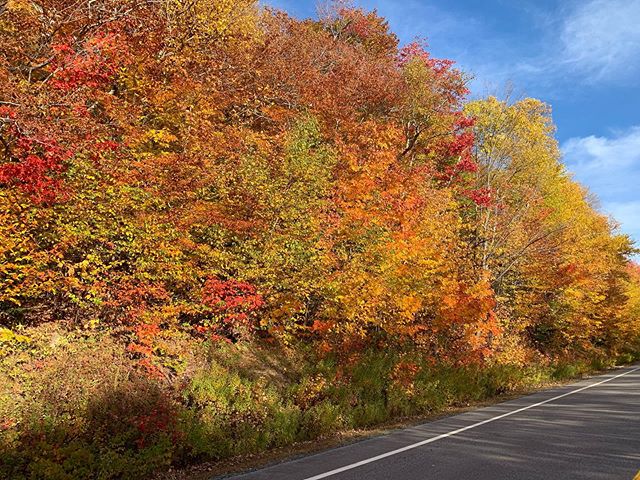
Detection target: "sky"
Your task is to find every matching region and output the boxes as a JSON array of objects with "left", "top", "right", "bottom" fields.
[{"left": 262, "top": 0, "right": 640, "bottom": 257}]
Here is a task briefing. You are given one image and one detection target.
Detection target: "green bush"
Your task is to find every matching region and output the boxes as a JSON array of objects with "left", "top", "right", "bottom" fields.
[{"left": 1, "top": 328, "right": 634, "bottom": 480}]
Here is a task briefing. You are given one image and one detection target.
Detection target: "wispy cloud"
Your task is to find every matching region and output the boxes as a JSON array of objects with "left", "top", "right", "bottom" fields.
[
  {"left": 559, "top": 0, "right": 640, "bottom": 83},
  {"left": 443, "top": 0, "right": 640, "bottom": 94},
  {"left": 562, "top": 127, "right": 640, "bottom": 249}
]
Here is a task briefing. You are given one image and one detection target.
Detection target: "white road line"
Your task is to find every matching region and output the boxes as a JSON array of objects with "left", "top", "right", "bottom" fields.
[{"left": 302, "top": 366, "right": 640, "bottom": 480}]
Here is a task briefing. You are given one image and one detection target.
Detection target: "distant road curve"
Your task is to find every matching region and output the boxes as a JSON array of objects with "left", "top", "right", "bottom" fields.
[{"left": 223, "top": 365, "right": 640, "bottom": 480}]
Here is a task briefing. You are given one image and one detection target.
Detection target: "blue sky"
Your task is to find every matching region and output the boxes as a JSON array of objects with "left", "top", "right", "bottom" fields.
[{"left": 262, "top": 0, "right": 640, "bottom": 257}]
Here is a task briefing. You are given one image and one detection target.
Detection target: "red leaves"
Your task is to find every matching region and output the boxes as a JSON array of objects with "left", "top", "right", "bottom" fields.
[
  {"left": 465, "top": 187, "right": 493, "bottom": 207},
  {"left": 455, "top": 114, "right": 475, "bottom": 129},
  {"left": 0, "top": 25, "right": 132, "bottom": 207},
  {"left": 131, "top": 398, "right": 178, "bottom": 450},
  {"left": 203, "top": 278, "right": 264, "bottom": 313},
  {"left": 201, "top": 277, "right": 264, "bottom": 338},
  {"left": 397, "top": 41, "right": 428, "bottom": 68},
  {"left": 0, "top": 106, "right": 17, "bottom": 120},
  {"left": 0, "top": 135, "right": 71, "bottom": 204},
  {"left": 433, "top": 114, "right": 476, "bottom": 162},
  {"left": 51, "top": 32, "right": 124, "bottom": 92},
  {"left": 432, "top": 132, "right": 479, "bottom": 186},
  {"left": 448, "top": 133, "right": 476, "bottom": 161},
  {"left": 427, "top": 113, "right": 494, "bottom": 206}
]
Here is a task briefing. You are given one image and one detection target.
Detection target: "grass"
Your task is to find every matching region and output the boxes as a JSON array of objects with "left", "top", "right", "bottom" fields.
[{"left": 1, "top": 325, "right": 638, "bottom": 480}]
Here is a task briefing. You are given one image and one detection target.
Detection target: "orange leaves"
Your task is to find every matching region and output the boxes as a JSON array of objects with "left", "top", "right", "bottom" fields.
[
  {"left": 311, "top": 320, "right": 334, "bottom": 335},
  {"left": 440, "top": 278, "right": 496, "bottom": 326},
  {"left": 390, "top": 360, "right": 420, "bottom": 394},
  {"left": 437, "top": 276, "right": 500, "bottom": 362},
  {"left": 0, "top": 0, "right": 637, "bottom": 372},
  {"left": 127, "top": 322, "right": 164, "bottom": 376},
  {"left": 259, "top": 10, "right": 402, "bottom": 126},
  {"left": 128, "top": 323, "right": 160, "bottom": 357},
  {"left": 323, "top": 4, "right": 399, "bottom": 57}
]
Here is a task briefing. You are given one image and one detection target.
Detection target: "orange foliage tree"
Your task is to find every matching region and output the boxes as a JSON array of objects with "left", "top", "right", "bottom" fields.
[{"left": 0, "top": 0, "right": 638, "bottom": 372}]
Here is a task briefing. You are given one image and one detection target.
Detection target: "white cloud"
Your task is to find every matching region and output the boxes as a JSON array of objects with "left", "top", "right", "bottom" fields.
[
  {"left": 560, "top": 0, "right": 640, "bottom": 82},
  {"left": 462, "top": 0, "right": 640, "bottom": 92},
  {"left": 562, "top": 127, "right": 640, "bottom": 251},
  {"left": 562, "top": 127, "right": 640, "bottom": 199}
]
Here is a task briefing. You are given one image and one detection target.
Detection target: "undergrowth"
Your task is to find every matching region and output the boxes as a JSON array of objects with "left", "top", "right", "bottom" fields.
[{"left": 1, "top": 325, "right": 637, "bottom": 480}]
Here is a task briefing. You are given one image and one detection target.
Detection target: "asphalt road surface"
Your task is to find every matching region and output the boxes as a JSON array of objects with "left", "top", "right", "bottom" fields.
[{"left": 224, "top": 364, "right": 640, "bottom": 480}]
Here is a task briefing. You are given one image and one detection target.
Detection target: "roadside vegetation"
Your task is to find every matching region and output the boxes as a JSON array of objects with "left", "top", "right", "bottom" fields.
[{"left": 1, "top": 1, "right": 639, "bottom": 479}]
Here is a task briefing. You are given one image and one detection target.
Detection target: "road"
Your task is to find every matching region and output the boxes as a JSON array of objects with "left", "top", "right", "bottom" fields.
[{"left": 224, "top": 365, "right": 640, "bottom": 480}]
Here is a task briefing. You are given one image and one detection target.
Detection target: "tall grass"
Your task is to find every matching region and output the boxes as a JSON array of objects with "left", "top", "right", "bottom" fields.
[{"left": 1, "top": 334, "right": 638, "bottom": 480}]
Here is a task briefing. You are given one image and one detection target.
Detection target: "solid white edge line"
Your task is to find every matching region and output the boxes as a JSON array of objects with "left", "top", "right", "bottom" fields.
[{"left": 302, "top": 365, "right": 640, "bottom": 480}]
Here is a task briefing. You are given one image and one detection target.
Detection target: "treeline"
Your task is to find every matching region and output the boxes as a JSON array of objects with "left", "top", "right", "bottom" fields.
[{"left": 1, "top": 0, "right": 639, "bottom": 478}]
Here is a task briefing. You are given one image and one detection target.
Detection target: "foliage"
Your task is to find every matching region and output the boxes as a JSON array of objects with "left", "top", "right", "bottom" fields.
[
  {"left": 1, "top": 0, "right": 639, "bottom": 477},
  {"left": 2, "top": 329, "right": 636, "bottom": 480}
]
